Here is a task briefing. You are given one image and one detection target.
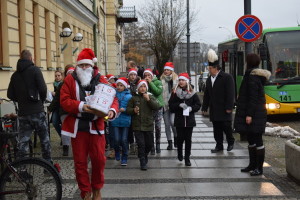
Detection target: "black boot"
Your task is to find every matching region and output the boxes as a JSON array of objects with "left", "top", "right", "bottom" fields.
[
  {"left": 174, "top": 137, "right": 177, "bottom": 148},
  {"left": 140, "top": 157, "right": 147, "bottom": 170},
  {"left": 250, "top": 147, "right": 265, "bottom": 176},
  {"left": 185, "top": 157, "right": 191, "bottom": 166},
  {"left": 177, "top": 148, "right": 183, "bottom": 161},
  {"left": 241, "top": 146, "right": 256, "bottom": 172},
  {"left": 167, "top": 140, "right": 173, "bottom": 150},
  {"left": 150, "top": 146, "right": 155, "bottom": 155},
  {"left": 62, "top": 145, "right": 69, "bottom": 156},
  {"left": 156, "top": 143, "right": 161, "bottom": 153}
]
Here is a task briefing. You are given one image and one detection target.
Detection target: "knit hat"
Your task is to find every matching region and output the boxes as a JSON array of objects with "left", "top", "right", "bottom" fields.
[
  {"left": 116, "top": 77, "right": 129, "bottom": 88},
  {"left": 128, "top": 68, "right": 138, "bottom": 76},
  {"left": 137, "top": 80, "right": 148, "bottom": 91},
  {"left": 106, "top": 74, "right": 116, "bottom": 81},
  {"left": 77, "top": 48, "right": 97, "bottom": 66},
  {"left": 164, "top": 62, "right": 174, "bottom": 71},
  {"left": 178, "top": 73, "right": 190, "bottom": 82},
  {"left": 207, "top": 49, "right": 219, "bottom": 67},
  {"left": 66, "top": 67, "right": 75, "bottom": 75},
  {"left": 143, "top": 68, "right": 153, "bottom": 77}
]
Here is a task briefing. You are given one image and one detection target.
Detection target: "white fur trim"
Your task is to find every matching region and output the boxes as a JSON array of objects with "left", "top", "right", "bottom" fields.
[
  {"left": 109, "top": 108, "right": 117, "bottom": 120},
  {"left": 250, "top": 68, "right": 271, "bottom": 80},
  {"left": 92, "top": 57, "right": 98, "bottom": 63},
  {"left": 78, "top": 101, "right": 85, "bottom": 112},
  {"left": 164, "top": 66, "right": 174, "bottom": 71},
  {"left": 137, "top": 81, "right": 148, "bottom": 91},
  {"left": 77, "top": 59, "right": 94, "bottom": 66},
  {"left": 143, "top": 69, "right": 153, "bottom": 77},
  {"left": 116, "top": 79, "right": 128, "bottom": 88},
  {"left": 128, "top": 70, "right": 137, "bottom": 76},
  {"left": 178, "top": 76, "right": 189, "bottom": 82},
  {"left": 108, "top": 76, "right": 115, "bottom": 81},
  {"left": 89, "top": 122, "right": 105, "bottom": 135},
  {"left": 61, "top": 130, "right": 76, "bottom": 138}
]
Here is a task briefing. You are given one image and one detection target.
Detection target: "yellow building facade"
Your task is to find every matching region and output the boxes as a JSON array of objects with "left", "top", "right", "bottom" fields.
[{"left": 0, "top": 0, "right": 136, "bottom": 99}]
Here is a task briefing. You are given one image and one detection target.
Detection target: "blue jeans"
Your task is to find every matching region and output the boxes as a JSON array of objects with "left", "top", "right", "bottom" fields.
[
  {"left": 112, "top": 127, "right": 129, "bottom": 156},
  {"left": 52, "top": 109, "right": 61, "bottom": 136}
]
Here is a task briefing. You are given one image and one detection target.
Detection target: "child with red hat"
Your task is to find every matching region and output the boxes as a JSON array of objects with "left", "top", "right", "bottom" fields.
[
  {"left": 168, "top": 72, "right": 201, "bottom": 167},
  {"left": 60, "top": 48, "right": 119, "bottom": 200},
  {"left": 110, "top": 77, "right": 132, "bottom": 166},
  {"left": 126, "top": 80, "right": 160, "bottom": 170}
]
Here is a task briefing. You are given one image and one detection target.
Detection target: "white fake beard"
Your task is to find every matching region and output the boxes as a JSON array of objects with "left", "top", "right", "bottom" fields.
[{"left": 76, "top": 66, "right": 93, "bottom": 87}]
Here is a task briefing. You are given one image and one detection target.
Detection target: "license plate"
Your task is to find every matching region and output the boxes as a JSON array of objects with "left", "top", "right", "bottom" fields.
[{"left": 297, "top": 108, "right": 300, "bottom": 113}]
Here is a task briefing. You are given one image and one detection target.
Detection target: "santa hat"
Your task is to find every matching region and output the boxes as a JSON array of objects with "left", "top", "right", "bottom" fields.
[
  {"left": 106, "top": 74, "right": 116, "bottom": 81},
  {"left": 116, "top": 77, "right": 129, "bottom": 88},
  {"left": 128, "top": 68, "right": 137, "bottom": 76},
  {"left": 77, "top": 48, "right": 98, "bottom": 66},
  {"left": 137, "top": 80, "right": 148, "bottom": 91},
  {"left": 178, "top": 73, "right": 190, "bottom": 82},
  {"left": 164, "top": 62, "right": 174, "bottom": 71},
  {"left": 207, "top": 49, "right": 219, "bottom": 67},
  {"left": 66, "top": 67, "right": 75, "bottom": 75},
  {"left": 143, "top": 68, "right": 153, "bottom": 77}
]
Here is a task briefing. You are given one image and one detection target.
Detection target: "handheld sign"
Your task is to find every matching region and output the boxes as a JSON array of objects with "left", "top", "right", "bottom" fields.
[{"left": 235, "top": 15, "right": 263, "bottom": 42}]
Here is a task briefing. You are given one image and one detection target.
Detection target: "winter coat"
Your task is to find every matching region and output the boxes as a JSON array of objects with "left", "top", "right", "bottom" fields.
[
  {"left": 60, "top": 67, "right": 119, "bottom": 138},
  {"left": 126, "top": 93, "right": 160, "bottom": 131},
  {"left": 7, "top": 59, "right": 47, "bottom": 116},
  {"left": 148, "top": 76, "right": 164, "bottom": 107},
  {"left": 110, "top": 89, "right": 132, "bottom": 127},
  {"left": 128, "top": 77, "right": 141, "bottom": 95},
  {"left": 168, "top": 86, "right": 201, "bottom": 127},
  {"left": 201, "top": 71, "right": 235, "bottom": 122},
  {"left": 234, "top": 68, "right": 271, "bottom": 134},
  {"left": 160, "top": 72, "right": 178, "bottom": 110}
]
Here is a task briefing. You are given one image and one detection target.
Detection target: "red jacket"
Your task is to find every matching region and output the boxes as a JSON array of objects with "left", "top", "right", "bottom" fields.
[{"left": 60, "top": 68, "right": 118, "bottom": 138}]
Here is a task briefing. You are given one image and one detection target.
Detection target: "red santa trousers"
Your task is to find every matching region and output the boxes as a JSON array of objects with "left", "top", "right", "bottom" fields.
[{"left": 71, "top": 131, "right": 106, "bottom": 198}]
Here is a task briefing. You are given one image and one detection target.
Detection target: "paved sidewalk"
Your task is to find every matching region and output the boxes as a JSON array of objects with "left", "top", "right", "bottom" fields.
[{"left": 45, "top": 114, "right": 300, "bottom": 199}]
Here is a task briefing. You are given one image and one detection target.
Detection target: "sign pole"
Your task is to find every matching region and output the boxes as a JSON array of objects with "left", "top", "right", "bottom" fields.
[
  {"left": 186, "top": 0, "right": 191, "bottom": 76},
  {"left": 244, "top": 0, "right": 252, "bottom": 55}
]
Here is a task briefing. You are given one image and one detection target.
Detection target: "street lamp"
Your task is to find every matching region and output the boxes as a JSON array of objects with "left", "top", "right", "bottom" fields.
[
  {"left": 73, "top": 33, "right": 83, "bottom": 42},
  {"left": 60, "top": 27, "right": 72, "bottom": 37},
  {"left": 218, "top": 26, "right": 234, "bottom": 39}
]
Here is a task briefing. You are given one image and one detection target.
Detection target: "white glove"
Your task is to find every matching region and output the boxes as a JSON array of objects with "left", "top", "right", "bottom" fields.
[
  {"left": 188, "top": 106, "right": 192, "bottom": 112},
  {"left": 179, "top": 103, "right": 188, "bottom": 110}
]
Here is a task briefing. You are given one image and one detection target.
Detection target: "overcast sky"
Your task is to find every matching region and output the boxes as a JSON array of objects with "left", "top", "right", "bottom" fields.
[{"left": 123, "top": 0, "right": 300, "bottom": 46}]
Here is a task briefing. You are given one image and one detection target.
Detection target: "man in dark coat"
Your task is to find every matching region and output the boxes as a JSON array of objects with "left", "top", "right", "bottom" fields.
[
  {"left": 201, "top": 49, "right": 235, "bottom": 153},
  {"left": 7, "top": 49, "right": 52, "bottom": 163}
]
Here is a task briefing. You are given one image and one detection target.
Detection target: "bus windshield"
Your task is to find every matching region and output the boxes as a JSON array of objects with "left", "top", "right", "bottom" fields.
[{"left": 265, "top": 31, "right": 300, "bottom": 83}]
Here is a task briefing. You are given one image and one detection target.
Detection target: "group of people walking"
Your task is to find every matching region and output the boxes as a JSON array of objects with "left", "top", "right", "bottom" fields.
[{"left": 6, "top": 47, "right": 270, "bottom": 200}]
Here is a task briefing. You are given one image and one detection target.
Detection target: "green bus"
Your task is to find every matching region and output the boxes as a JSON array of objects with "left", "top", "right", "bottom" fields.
[{"left": 218, "top": 26, "right": 300, "bottom": 115}]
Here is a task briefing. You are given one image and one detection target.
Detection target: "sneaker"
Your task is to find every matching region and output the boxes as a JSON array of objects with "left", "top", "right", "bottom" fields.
[{"left": 121, "top": 155, "right": 127, "bottom": 166}]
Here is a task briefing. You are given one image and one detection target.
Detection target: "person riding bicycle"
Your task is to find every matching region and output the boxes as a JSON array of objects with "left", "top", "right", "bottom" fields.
[{"left": 7, "top": 49, "right": 52, "bottom": 164}]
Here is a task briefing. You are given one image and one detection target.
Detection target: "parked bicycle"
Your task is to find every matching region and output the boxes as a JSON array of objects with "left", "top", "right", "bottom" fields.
[{"left": 0, "top": 132, "right": 62, "bottom": 199}]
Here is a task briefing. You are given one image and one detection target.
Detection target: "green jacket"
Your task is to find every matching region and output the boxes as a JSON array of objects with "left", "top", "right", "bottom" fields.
[
  {"left": 148, "top": 76, "right": 164, "bottom": 107},
  {"left": 126, "top": 93, "right": 160, "bottom": 131}
]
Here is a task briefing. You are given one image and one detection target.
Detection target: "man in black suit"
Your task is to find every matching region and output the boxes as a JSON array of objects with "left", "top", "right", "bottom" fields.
[{"left": 201, "top": 49, "right": 235, "bottom": 153}]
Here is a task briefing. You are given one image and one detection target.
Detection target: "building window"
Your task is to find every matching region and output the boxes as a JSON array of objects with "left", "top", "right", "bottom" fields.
[{"left": 45, "top": 9, "right": 51, "bottom": 68}]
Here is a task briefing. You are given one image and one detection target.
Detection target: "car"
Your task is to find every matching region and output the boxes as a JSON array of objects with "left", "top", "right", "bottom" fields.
[{"left": 198, "top": 71, "right": 209, "bottom": 92}]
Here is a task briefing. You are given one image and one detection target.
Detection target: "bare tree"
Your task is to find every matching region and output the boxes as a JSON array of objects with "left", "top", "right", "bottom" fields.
[{"left": 139, "top": 0, "right": 196, "bottom": 74}]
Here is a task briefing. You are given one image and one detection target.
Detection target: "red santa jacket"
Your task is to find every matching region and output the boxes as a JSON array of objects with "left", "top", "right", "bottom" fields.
[{"left": 60, "top": 68, "right": 118, "bottom": 138}]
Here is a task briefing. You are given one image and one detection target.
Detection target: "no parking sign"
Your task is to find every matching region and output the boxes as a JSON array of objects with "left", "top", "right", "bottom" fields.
[{"left": 235, "top": 15, "right": 263, "bottom": 42}]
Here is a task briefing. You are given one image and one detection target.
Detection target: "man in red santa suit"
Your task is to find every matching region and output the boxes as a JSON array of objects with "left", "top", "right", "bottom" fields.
[{"left": 60, "top": 48, "right": 118, "bottom": 200}]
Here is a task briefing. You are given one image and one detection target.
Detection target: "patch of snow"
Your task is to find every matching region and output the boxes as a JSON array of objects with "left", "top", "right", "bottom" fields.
[{"left": 265, "top": 123, "right": 300, "bottom": 138}]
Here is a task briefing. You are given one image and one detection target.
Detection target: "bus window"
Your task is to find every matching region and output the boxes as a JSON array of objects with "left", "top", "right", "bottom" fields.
[{"left": 265, "top": 31, "right": 300, "bottom": 82}]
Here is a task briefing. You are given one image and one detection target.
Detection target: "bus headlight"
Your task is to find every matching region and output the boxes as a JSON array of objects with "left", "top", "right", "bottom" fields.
[{"left": 266, "top": 103, "right": 280, "bottom": 109}]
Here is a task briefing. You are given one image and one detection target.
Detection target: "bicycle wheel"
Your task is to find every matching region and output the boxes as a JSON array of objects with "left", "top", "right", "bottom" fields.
[{"left": 0, "top": 157, "right": 62, "bottom": 200}]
